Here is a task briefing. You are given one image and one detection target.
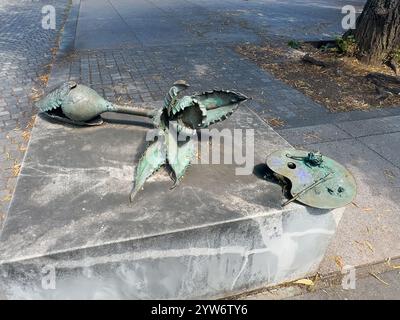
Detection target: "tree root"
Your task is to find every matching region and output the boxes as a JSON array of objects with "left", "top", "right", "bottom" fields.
[
  {"left": 366, "top": 72, "right": 400, "bottom": 100},
  {"left": 301, "top": 54, "right": 329, "bottom": 68}
]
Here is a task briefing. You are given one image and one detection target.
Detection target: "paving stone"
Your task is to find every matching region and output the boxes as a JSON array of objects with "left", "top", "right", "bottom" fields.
[
  {"left": 337, "top": 116, "right": 400, "bottom": 138},
  {"left": 277, "top": 124, "right": 352, "bottom": 146},
  {"left": 358, "top": 132, "right": 400, "bottom": 168},
  {"left": 302, "top": 139, "right": 400, "bottom": 275}
]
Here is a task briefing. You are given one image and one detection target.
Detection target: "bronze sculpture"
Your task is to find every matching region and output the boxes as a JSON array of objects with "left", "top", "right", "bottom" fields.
[
  {"left": 36, "top": 81, "right": 248, "bottom": 201},
  {"left": 36, "top": 81, "right": 155, "bottom": 126},
  {"left": 266, "top": 149, "right": 357, "bottom": 209},
  {"left": 37, "top": 82, "right": 356, "bottom": 208},
  {"left": 132, "top": 81, "right": 248, "bottom": 200}
]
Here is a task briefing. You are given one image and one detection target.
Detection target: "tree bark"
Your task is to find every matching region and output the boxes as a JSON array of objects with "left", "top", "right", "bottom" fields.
[{"left": 347, "top": 0, "right": 400, "bottom": 65}]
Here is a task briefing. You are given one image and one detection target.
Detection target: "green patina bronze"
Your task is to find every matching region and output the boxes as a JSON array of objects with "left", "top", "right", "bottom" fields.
[
  {"left": 36, "top": 80, "right": 248, "bottom": 201},
  {"left": 266, "top": 149, "right": 357, "bottom": 209},
  {"left": 36, "top": 81, "right": 154, "bottom": 126},
  {"left": 130, "top": 81, "right": 248, "bottom": 201}
]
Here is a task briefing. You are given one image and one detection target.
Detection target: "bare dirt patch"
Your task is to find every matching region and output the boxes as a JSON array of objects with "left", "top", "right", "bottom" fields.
[{"left": 236, "top": 41, "right": 400, "bottom": 112}]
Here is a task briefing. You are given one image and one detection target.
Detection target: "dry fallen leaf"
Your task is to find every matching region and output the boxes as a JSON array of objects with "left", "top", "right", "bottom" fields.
[
  {"left": 26, "top": 116, "right": 36, "bottom": 129},
  {"left": 22, "top": 130, "right": 30, "bottom": 141},
  {"left": 386, "top": 258, "right": 400, "bottom": 269},
  {"left": 30, "top": 90, "right": 43, "bottom": 102},
  {"left": 38, "top": 74, "right": 49, "bottom": 85},
  {"left": 354, "top": 240, "right": 374, "bottom": 253},
  {"left": 5, "top": 152, "right": 12, "bottom": 160},
  {"left": 267, "top": 117, "right": 285, "bottom": 128},
  {"left": 369, "top": 272, "right": 389, "bottom": 286},
  {"left": 1, "top": 195, "right": 12, "bottom": 202},
  {"left": 364, "top": 240, "right": 374, "bottom": 253},
  {"left": 334, "top": 255, "right": 344, "bottom": 270},
  {"left": 12, "top": 163, "right": 21, "bottom": 177},
  {"left": 384, "top": 169, "right": 396, "bottom": 179},
  {"left": 303, "top": 133, "right": 321, "bottom": 141},
  {"left": 293, "top": 278, "right": 314, "bottom": 286}
]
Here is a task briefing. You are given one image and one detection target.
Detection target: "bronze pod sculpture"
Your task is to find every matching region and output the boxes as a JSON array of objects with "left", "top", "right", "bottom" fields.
[{"left": 36, "top": 81, "right": 154, "bottom": 126}]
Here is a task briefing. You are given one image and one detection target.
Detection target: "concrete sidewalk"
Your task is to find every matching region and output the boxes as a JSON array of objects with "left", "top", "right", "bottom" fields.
[
  {"left": 242, "top": 267, "right": 400, "bottom": 300},
  {"left": 278, "top": 118, "right": 400, "bottom": 276},
  {"left": 292, "top": 268, "right": 400, "bottom": 300}
]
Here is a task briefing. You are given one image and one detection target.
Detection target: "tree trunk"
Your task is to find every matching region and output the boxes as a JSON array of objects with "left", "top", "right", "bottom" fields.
[{"left": 347, "top": 0, "right": 400, "bottom": 65}]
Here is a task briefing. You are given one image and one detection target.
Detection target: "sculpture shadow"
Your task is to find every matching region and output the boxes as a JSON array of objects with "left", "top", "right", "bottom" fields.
[
  {"left": 38, "top": 112, "right": 154, "bottom": 129},
  {"left": 102, "top": 117, "right": 154, "bottom": 129},
  {"left": 253, "top": 163, "right": 284, "bottom": 186}
]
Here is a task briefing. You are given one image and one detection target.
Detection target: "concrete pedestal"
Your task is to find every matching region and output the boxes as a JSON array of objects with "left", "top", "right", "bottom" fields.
[{"left": 0, "top": 105, "right": 342, "bottom": 299}]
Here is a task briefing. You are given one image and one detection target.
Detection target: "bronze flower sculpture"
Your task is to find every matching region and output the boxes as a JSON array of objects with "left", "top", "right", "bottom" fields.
[
  {"left": 36, "top": 80, "right": 248, "bottom": 201},
  {"left": 131, "top": 81, "right": 247, "bottom": 200}
]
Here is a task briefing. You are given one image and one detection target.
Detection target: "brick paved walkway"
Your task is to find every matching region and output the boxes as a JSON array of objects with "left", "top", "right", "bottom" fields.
[{"left": 0, "top": 0, "right": 70, "bottom": 226}]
